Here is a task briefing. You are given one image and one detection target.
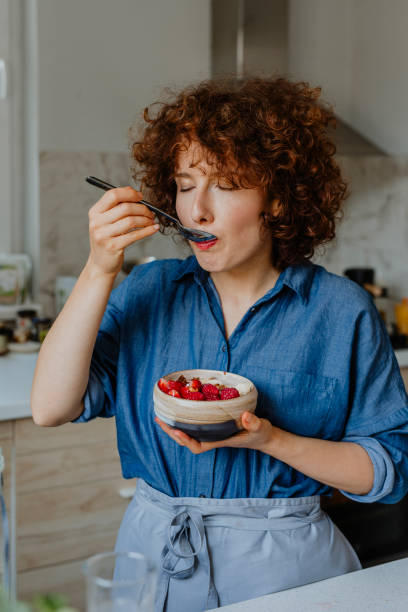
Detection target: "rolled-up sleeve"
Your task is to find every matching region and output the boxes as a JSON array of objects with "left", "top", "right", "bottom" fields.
[
  {"left": 339, "top": 303, "right": 408, "bottom": 504},
  {"left": 71, "top": 283, "right": 124, "bottom": 423}
]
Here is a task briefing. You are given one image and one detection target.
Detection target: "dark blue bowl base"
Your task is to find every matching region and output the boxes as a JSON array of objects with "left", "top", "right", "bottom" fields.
[{"left": 156, "top": 413, "right": 240, "bottom": 441}]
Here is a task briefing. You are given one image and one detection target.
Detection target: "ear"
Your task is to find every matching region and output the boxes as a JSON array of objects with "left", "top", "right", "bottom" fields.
[
  {"left": 261, "top": 198, "right": 281, "bottom": 222},
  {"left": 270, "top": 197, "right": 282, "bottom": 216}
]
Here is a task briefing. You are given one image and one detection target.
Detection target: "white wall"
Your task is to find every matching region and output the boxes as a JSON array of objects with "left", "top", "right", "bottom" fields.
[
  {"left": 288, "top": 0, "right": 408, "bottom": 155},
  {"left": 37, "top": 0, "right": 211, "bottom": 152}
]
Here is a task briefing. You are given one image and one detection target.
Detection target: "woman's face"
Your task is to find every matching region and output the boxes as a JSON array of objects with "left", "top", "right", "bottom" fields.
[{"left": 175, "top": 142, "right": 273, "bottom": 275}]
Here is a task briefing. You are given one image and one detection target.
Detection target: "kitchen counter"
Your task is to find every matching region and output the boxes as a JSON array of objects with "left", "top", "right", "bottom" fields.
[
  {"left": 210, "top": 557, "right": 408, "bottom": 611},
  {"left": 1, "top": 349, "right": 408, "bottom": 421},
  {"left": 0, "top": 352, "right": 39, "bottom": 419}
]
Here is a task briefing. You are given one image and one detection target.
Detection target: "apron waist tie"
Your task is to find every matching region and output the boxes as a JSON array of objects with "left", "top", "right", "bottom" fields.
[
  {"left": 154, "top": 503, "right": 324, "bottom": 612},
  {"left": 156, "top": 507, "right": 219, "bottom": 611}
]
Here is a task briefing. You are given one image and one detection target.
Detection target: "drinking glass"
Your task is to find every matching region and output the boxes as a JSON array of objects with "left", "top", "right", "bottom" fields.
[{"left": 82, "top": 551, "right": 156, "bottom": 611}]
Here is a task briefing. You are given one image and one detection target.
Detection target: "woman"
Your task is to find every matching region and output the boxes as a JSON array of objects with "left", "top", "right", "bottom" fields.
[{"left": 31, "top": 77, "right": 408, "bottom": 611}]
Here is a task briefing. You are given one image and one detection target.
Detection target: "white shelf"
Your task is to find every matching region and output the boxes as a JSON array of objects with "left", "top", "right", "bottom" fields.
[{"left": 0, "top": 302, "right": 43, "bottom": 320}]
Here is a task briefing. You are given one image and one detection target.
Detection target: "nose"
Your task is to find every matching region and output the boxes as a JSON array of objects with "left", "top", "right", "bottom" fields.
[{"left": 190, "top": 189, "right": 214, "bottom": 227}]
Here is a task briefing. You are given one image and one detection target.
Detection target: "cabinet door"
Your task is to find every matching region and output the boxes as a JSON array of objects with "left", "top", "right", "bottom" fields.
[{"left": 15, "top": 417, "right": 137, "bottom": 607}]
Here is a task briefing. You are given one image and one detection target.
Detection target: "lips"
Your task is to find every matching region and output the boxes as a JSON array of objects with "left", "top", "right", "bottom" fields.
[{"left": 196, "top": 239, "right": 218, "bottom": 250}]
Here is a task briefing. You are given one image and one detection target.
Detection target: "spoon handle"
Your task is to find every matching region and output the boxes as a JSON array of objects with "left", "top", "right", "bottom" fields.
[{"left": 85, "top": 176, "right": 181, "bottom": 227}]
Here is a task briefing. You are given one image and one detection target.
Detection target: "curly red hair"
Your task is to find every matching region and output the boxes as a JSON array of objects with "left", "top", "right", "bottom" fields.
[{"left": 129, "top": 76, "right": 347, "bottom": 269}]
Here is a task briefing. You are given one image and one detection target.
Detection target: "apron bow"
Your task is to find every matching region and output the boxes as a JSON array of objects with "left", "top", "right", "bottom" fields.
[{"left": 156, "top": 507, "right": 219, "bottom": 610}]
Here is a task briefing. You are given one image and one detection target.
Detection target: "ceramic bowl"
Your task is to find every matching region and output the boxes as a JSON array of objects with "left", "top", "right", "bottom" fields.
[{"left": 153, "top": 368, "right": 258, "bottom": 442}]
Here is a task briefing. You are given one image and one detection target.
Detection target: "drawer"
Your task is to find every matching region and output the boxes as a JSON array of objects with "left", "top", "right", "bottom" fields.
[
  {"left": 15, "top": 417, "right": 116, "bottom": 455},
  {"left": 18, "top": 558, "right": 85, "bottom": 611},
  {"left": 16, "top": 439, "right": 122, "bottom": 492},
  {"left": 0, "top": 421, "right": 13, "bottom": 441},
  {"left": 17, "top": 477, "right": 135, "bottom": 571}
]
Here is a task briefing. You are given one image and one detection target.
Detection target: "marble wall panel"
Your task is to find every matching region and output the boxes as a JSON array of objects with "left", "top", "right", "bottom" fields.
[
  {"left": 313, "top": 156, "right": 408, "bottom": 302},
  {"left": 38, "top": 151, "right": 191, "bottom": 316}
]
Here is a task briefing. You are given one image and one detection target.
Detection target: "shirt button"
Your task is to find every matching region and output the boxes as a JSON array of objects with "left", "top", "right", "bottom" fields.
[
  {"left": 221, "top": 345, "right": 226, "bottom": 352},
  {"left": 199, "top": 494, "right": 206, "bottom": 498},
  {"left": 250, "top": 307, "right": 256, "bottom": 312}
]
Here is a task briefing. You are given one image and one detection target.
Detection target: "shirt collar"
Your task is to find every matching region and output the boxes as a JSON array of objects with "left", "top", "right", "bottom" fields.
[{"left": 172, "top": 255, "right": 315, "bottom": 305}]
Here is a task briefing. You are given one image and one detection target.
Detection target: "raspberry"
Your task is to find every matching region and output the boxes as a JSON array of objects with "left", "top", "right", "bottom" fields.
[
  {"left": 202, "top": 384, "right": 219, "bottom": 397},
  {"left": 220, "top": 387, "right": 240, "bottom": 400},
  {"left": 204, "top": 394, "right": 219, "bottom": 401},
  {"left": 180, "top": 387, "right": 205, "bottom": 401}
]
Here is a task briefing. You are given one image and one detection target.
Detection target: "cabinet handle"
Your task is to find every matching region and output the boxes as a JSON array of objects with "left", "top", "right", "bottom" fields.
[{"left": 117, "top": 485, "right": 137, "bottom": 499}]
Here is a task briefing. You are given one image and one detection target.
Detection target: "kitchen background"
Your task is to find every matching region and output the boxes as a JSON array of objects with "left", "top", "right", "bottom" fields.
[
  {"left": 2, "top": 0, "right": 408, "bottom": 318},
  {"left": 1, "top": 0, "right": 408, "bottom": 608}
]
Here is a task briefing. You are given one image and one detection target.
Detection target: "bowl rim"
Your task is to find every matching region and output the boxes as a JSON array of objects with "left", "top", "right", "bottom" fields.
[{"left": 154, "top": 368, "right": 257, "bottom": 408}]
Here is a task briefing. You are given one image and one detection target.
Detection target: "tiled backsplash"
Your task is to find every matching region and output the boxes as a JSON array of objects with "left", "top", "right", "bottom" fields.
[{"left": 38, "top": 152, "right": 408, "bottom": 317}]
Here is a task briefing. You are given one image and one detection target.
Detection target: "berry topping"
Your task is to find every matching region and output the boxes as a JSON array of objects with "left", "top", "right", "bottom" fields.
[
  {"left": 168, "top": 389, "right": 181, "bottom": 398},
  {"left": 202, "top": 383, "right": 219, "bottom": 397},
  {"left": 167, "top": 380, "right": 183, "bottom": 393},
  {"left": 220, "top": 387, "right": 240, "bottom": 400},
  {"left": 158, "top": 375, "right": 244, "bottom": 400},
  {"left": 158, "top": 377, "right": 170, "bottom": 393},
  {"left": 180, "top": 387, "right": 205, "bottom": 401}
]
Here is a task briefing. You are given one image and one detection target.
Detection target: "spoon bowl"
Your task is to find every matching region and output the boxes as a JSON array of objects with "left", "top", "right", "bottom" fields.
[{"left": 85, "top": 176, "right": 217, "bottom": 243}]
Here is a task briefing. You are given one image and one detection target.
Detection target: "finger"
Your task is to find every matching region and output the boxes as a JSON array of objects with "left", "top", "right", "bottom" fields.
[
  {"left": 93, "top": 187, "right": 144, "bottom": 213},
  {"left": 155, "top": 418, "right": 187, "bottom": 445},
  {"left": 100, "top": 201, "right": 155, "bottom": 225},
  {"left": 98, "top": 214, "right": 156, "bottom": 238},
  {"left": 241, "top": 411, "right": 261, "bottom": 432},
  {"left": 107, "top": 224, "right": 160, "bottom": 250}
]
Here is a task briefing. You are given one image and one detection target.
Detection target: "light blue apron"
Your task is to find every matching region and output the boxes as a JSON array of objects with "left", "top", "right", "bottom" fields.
[{"left": 115, "top": 479, "right": 361, "bottom": 611}]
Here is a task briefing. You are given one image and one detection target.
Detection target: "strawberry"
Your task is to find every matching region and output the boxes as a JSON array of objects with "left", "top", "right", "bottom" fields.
[
  {"left": 180, "top": 387, "right": 205, "bottom": 401},
  {"left": 220, "top": 387, "right": 240, "bottom": 400},
  {"left": 191, "top": 377, "right": 202, "bottom": 390},
  {"left": 158, "top": 377, "right": 170, "bottom": 393},
  {"left": 168, "top": 389, "right": 181, "bottom": 398},
  {"left": 167, "top": 380, "right": 183, "bottom": 393}
]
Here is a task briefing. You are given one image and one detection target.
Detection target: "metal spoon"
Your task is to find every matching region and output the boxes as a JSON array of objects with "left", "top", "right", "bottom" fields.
[{"left": 85, "top": 176, "right": 217, "bottom": 243}]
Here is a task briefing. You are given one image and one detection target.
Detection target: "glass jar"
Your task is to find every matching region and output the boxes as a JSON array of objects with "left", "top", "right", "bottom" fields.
[
  {"left": 14, "top": 309, "right": 37, "bottom": 343},
  {"left": 32, "top": 317, "right": 53, "bottom": 343}
]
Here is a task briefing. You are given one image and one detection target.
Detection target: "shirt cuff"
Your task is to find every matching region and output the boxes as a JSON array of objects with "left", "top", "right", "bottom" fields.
[
  {"left": 338, "top": 436, "right": 395, "bottom": 503},
  {"left": 71, "top": 369, "right": 106, "bottom": 423}
]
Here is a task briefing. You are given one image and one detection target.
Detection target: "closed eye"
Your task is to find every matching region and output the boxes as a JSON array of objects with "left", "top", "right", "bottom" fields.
[{"left": 179, "top": 187, "right": 194, "bottom": 192}]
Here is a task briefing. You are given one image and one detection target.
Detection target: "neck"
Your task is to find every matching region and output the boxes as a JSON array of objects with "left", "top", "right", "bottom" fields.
[{"left": 209, "top": 255, "right": 281, "bottom": 307}]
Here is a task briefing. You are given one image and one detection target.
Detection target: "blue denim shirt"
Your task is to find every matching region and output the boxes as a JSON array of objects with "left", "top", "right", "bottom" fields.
[{"left": 73, "top": 256, "right": 408, "bottom": 503}]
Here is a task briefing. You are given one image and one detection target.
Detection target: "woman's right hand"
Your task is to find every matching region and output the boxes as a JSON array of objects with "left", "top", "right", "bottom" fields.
[{"left": 87, "top": 186, "right": 159, "bottom": 277}]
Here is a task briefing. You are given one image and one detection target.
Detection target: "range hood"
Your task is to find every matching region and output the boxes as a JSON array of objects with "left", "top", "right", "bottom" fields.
[{"left": 211, "top": 0, "right": 386, "bottom": 156}]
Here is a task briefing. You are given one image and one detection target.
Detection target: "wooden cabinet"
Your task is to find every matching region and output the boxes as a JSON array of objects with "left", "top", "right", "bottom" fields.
[{"left": 15, "top": 417, "right": 136, "bottom": 611}]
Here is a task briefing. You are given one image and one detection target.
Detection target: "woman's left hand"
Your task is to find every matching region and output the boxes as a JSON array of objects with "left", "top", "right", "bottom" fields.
[{"left": 154, "top": 411, "right": 274, "bottom": 454}]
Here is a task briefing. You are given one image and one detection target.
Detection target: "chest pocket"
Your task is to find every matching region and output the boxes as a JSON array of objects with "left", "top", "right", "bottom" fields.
[{"left": 244, "top": 365, "right": 340, "bottom": 439}]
